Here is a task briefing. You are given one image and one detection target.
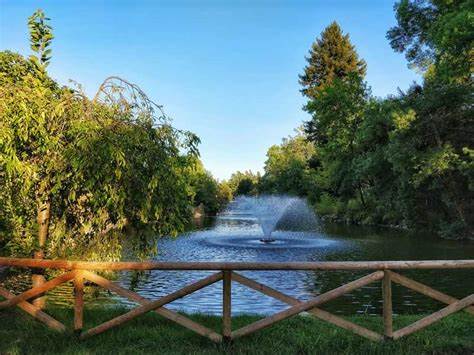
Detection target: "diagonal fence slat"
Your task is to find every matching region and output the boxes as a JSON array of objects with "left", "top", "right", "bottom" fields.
[
  {"left": 232, "top": 272, "right": 383, "bottom": 341},
  {"left": 0, "top": 286, "right": 66, "bottom": 332},
  {"left": 388, "top": 271, "right": 474, "bottom": 315},
  {"left": 231, "top": 271, "right": 385, "bottom": 339},
  {"left": 80, "top": 271, "right": 223, "bottom": 339},
  {"left": 0, "top": 271, "right": 76, "bottom": 309},
  {"left": 81, "top": 270, "right": 222, "bottom": 343},
  {"left": 392, "top": 294, "right": 474, "bottom": 339}
]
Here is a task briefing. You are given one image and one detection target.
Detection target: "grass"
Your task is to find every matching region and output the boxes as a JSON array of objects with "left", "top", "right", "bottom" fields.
[{"left": 0, "top": 306, "right": 473, "bottom": 354}]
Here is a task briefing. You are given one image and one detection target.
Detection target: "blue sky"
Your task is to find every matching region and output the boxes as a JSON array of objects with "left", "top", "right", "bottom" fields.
[{"left": 0, "top": 0, "right": 420, "bottom": 180}]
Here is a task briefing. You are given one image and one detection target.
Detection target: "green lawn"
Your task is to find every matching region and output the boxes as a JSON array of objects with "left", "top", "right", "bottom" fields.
[{"left": 0, "top": 306, "right": 473, "bottom": 354}]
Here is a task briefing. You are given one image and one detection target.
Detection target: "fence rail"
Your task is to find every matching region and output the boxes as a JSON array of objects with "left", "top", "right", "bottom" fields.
[{"left": 0, "top": 257, "right": 472, "bottom": 343}]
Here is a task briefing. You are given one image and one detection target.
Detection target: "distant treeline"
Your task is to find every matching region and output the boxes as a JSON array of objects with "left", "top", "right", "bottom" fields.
[{"left": 223, "top": 1, "right": 473, "bottom": 240}]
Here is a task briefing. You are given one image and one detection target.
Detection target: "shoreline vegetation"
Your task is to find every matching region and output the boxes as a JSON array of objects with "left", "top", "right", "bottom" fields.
[{"left": 0, "top": 306, "right": 472, "bottom": 354}]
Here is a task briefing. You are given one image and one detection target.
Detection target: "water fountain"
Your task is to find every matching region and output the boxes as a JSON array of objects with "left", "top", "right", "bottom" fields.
[{"left": 224, "top": 195, "right": 319, "bottom": 244}]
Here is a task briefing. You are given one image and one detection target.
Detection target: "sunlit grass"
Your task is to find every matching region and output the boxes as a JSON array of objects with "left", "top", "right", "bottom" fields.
[{"left": 0, "top": 306, "right": 473, "bottom": 354}]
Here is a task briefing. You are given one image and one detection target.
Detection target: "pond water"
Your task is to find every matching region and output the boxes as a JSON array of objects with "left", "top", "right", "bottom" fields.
[{"left": 1, "top": 205, "right": 473, "bottom": 316}]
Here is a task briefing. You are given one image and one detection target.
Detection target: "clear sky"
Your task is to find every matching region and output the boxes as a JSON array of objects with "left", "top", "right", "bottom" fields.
[{"left": 0, "top": 0, "right": 420, "bottom": 180}]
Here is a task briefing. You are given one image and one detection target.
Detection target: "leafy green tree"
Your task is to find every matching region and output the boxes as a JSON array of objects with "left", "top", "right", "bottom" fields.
[
  {"left": 309, "top": 74, "right": 371, "bottom": 217},
  {"left": 261, "top": 2, "right": 472, "bottom": 239},
  {"left": 386, "top": 0, "right": 473, "bottom": 238},
  {"left": 0, "top": 9, "right": 200, "bottom": 270},
  {"left": 217, "top": 181, "right": 233, "bottom": 207},
  {"left": 226, "top": 170, "right": 260, "bottom": 196},
  {"left": 299, "top": 22, "right": 366, "bottom": 102},
  {"left": 260, "top": 130, "right": 318, "bottom": 200},
  {"left": 186, "top": 158, "right": 222, "bottom": 215},
  {"left": 386, "top": 83, "right": 472, "bottom": 237},
  {"left": 387, "top": 0, "right": 473, "bottom": 82}
]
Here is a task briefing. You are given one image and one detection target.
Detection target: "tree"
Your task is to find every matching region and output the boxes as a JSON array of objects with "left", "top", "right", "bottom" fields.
[
  {"left": 257, "top": 2, "right": 472, "bottom": 239},
  {"left": 300, "top": 22, "right": 367, "bottom": 142},
  {"left": 299, "top": 22, "right": 366, "bottom": 103},
  {"left": 308, "top": 74, "right": 371, "bottom": 216},
  {"left": 386, "top": 0, "right": 473, "bottom": 238},
  {"left": 385, "top": 82, "right": 473, "bottom": 238},
  {"left": 217, "top": 181, "right": 233, "bottom": 208},
  {"left": 186, "top": 158, "right": 223, "bottom": 215},
  {"left": 0, "top": 9, "right": 200, "bottom": 278},
  {"left": 260, "top": 130, "right": 318, "bottom": 200},
  {"left": 387, "top": 0, "right": 473, "bottom": 82},
  {"left": 226, "top": 171, "right": 260, "bottom": 196}
]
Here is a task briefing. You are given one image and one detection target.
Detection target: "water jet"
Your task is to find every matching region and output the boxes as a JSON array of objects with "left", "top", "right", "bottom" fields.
[{"left": 227, "top": 195, "right": 319, "bottom": 245}]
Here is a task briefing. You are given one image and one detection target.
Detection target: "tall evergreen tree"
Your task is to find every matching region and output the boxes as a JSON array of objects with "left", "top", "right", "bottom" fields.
[{"left": 299, "top": 22, "right": 366, "bottom": 103}]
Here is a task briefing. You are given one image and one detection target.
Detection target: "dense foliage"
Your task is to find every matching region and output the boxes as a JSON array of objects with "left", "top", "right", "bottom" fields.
[
  {"left": 387, "top": 0, "right": 473, "bottom": 83},
  {"left": 226, "top": 170, "right": 261, "bottom": 196},
  {"left": 0, "top": 11, "right": 213, "bottom": 260},
  {"left": 255, "top": 3, "right": 473, "bottom": 239},
  {"left": 259, "top": 130, "right": 317, "bottom": 200},
  {"left": 185, "top": 157, "right": 232, "bottom": 215}
]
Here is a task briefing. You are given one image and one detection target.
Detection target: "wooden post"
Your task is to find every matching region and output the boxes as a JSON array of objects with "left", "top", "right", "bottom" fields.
[
  {"left": 382, "top": 270, "right": 393, "bottom": 339},
  {"left": 32, "top": 200, "right": 50, "bottom": 309},
  {"left": 74, "top": 271, "right": 84, "bottom": 333},
  {"left": 222, "top": 271, "right": 232, "bottom": 341}
]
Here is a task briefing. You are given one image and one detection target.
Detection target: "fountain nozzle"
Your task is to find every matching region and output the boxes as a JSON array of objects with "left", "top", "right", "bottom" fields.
[{"left": 260, "top": 231, "right": 276, "bottom": 244}]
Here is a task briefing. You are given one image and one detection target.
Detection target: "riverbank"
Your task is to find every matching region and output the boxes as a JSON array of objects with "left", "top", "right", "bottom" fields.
[{"left": 1, "top": 306, "right": 472, "bottom": 354}]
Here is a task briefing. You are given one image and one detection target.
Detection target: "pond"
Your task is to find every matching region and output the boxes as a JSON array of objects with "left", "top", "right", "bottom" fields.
[{"left": 1, "top": 202, "right": 473, "bottom": 316}]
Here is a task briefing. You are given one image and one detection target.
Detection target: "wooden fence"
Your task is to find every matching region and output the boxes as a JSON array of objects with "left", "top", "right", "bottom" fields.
[{"left": 0, "top": 257, "right": 473, "bottom": 343}]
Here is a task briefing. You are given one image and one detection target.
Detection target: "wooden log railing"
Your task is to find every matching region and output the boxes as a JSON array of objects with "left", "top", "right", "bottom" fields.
[{"left": 0, "top": 257, "right": 472, "bottom": 343}]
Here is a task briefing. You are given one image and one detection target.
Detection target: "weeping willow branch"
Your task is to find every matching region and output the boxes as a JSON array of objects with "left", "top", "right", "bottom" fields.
[
  {"left": 93, "top": 76, "right": 200, "bottom": 155},
  {"left": 93, "top": 76, "right": 167, "bottom": 124}
]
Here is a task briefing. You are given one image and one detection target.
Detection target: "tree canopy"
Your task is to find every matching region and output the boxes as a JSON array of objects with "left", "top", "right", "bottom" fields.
[
  {"left": 259, "top": 130, "right": 317, "bottom": 200},
  {"left": 0, "top": 10, "right": 202, "bottom": 260},
  {"left": 387, "top": 0, "right": 473, "bottom": 82}
]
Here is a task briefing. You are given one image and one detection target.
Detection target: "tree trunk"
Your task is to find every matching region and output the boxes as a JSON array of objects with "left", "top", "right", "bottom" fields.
[
  {"left": 358, "top": 184, "right": 367, "bottom": 209},
  {"left": 32, "top": 200, "right": 50, "bottom": 309}
]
